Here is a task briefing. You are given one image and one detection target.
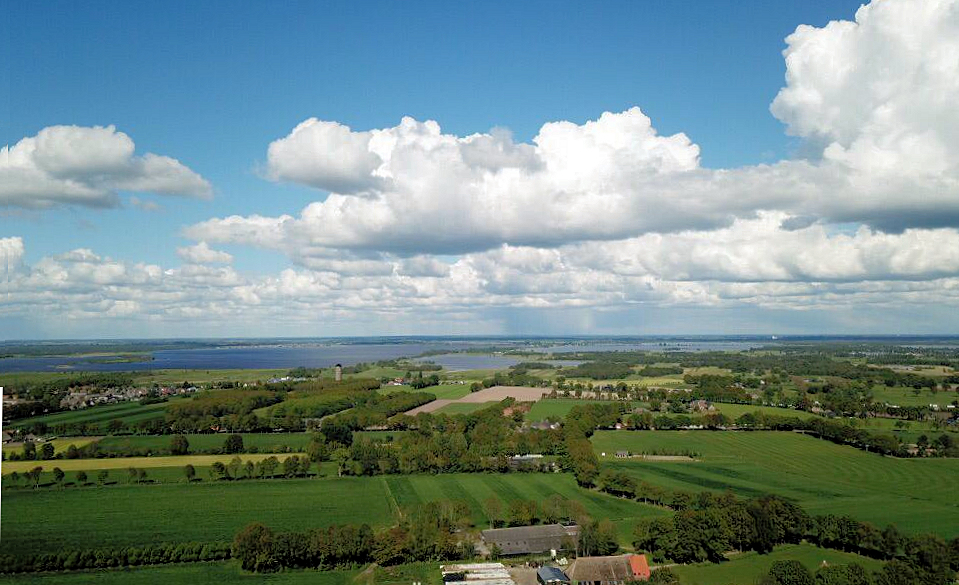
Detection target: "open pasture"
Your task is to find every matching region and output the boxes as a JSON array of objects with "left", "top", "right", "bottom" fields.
[
  {"left": 869, "top": 384, "right": 958, "bottom": 408},
  {"left": 674, "top": 543, "right": 883, "bottom": 585},
  {"left": 592, "top": 430, "right": 959, "bottom": 537}
]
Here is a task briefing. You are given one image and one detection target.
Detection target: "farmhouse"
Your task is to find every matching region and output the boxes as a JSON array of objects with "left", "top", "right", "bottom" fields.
[
  {"left": 566, "top": 554, "right": 649, "bottom": 584},
  {"left": 481, "top": 524, "right": 579, "bottom": 556}
]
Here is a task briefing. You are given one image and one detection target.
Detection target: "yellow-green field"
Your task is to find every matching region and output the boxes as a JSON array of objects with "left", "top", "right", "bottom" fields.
[
  {"left": 2, "top": 452, "right": 303, "bottom": 474},
  {"left": 2, "top": 436, "right": 100, "bottom": 455}
]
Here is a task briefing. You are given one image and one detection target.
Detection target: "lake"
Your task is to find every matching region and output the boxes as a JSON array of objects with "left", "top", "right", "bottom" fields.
[{"left": 0, "top": 343, "right": 468, "bottom": 373}]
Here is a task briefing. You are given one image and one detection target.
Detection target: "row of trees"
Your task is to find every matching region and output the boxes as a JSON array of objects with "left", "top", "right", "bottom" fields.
[{"left": 0, "top": 542, "right": 231, "bottom": 574}]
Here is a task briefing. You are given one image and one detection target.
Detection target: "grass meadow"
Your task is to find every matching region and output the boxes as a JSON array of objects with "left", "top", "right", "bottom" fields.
[
  {"left": 674, "top": 543, "right": 884, "bottom": 585},
  {"left": 1, "top": 472, "right": 664, "bottom": 557},
  {"left": 591, "top": 430, "right": 959, "bottom": 537}
]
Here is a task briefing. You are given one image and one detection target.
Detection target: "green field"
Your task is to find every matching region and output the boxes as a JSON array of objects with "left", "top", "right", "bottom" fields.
[
  {"left": 1, "top": 472, "right": 664, "bottom": 557},
  {"left": 377, "top": 383, "right": 472, "bottom": 400},
  {"left": 435, "top": 402, "right": 496, "bottom": 415},
  {"left": 95, "top": 432, "right": 312, "bottom": 454},
  {"left": 1, "top": 475, "right": 393, "bottom": 557},
  {"left": 0, "top": 561, "right": 449, "bottom": 585},
  {"left": 8, "top": 400, "right": 173, "bottom": 431},
  {"left": 0, "top": 562, "right": 363, "bottom": 585},
  {"left": 674, "top": 543, "right": 884, "bottom": 585},
  {"left": 709, "top": 403, "right": 817, "bottom": 420},
  {"left": 870, "top": 385, "right": 958, "bottom": 408},
  {"left": 383, "top": 472, "right": 666, "bottom": 546},
  {"left": 592, "top": 430, "right": 959, "bottom": 537}
]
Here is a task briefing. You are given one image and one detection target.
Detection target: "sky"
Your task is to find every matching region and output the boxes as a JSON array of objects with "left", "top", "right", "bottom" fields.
[{"left": 2, "top": 0, "right": 959, "bottom": 339}]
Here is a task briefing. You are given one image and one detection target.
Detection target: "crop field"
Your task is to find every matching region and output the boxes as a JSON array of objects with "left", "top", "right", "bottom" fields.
[
  {"left": 592, "top": 430, "right": 959, "bottom": 537},
  {"left": 1, "top": 452, "right": 302, "bottom": 474},
  {"left": 674, "top": 543, "right": 884, "bottom": 585},
  {"left": 95, "top": 432, "right": 312, "bottom": 454},
  {"left": 8, "top": 400, "right": 173, "bottom": 431}
]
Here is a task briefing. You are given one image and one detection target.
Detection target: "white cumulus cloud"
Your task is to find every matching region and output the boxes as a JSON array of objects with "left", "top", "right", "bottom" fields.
[
  {"left": 177, "top": 242, "right": 233, "bottom": 265},
  {"left": 0, "top": 125, "right": 212, "bottom": 209}
]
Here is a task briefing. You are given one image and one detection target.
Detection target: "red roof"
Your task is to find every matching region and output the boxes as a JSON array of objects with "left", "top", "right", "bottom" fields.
[{"left": 629, "top": 554, "right": 651, "bottom": 580}]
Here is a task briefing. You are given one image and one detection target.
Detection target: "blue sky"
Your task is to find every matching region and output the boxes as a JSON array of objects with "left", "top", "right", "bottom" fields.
[
  {"left": 4, "top": 0, "right": 859, "bottom": 268},
  {"left": 3, "top": 0, "right": 959, "bottom": 338}
]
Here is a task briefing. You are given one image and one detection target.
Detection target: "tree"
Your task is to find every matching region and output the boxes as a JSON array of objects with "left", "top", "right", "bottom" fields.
[
  {"left": 184, "top": 464, "right": 196, "bottom": 483},
  {"left": 29, "top": 466, "right": 44, "bottom": 488},
  {"left": 211, "top": 461, "right": 229, "bottom": 481},
  {"left": 52, "top": 467, "right": 65, "bottom": 488},
  {"left": 751, "top": 505, "right": 777, "bottom": 554},
  {"left": 223, "top": 434, "right": 244, "bottom": 454},
  {"left": 75, "top": 470, "right": 88, "bottom": 485},
  {"left": 40, "top": 442, "right": 55, "bottom": 460},
  {"left": 136, "top": 468, "right": 148, "bottom": 483},
  {"left": 127, "top": 467, "right": 138, "bottom": 484},
  {"left": 228, "top": 456, "right": 243, "bottom": 479},
  {"left": 97, "top": 469, "right": 109, "bottom": 486},
  {"left": 232, "top": 522, "right": 277, "bottom": 572},
  {"left": 244, "top": 460, "right": 255, "bottom": 479},
  {"left": 283, "top": 456, "right": 298, "bottom": 478},
  {"left": 22, "top": 441, "right": 36, "bottom": 461},
  {"left": 482, "top": 496, "right": 503, "bottom": 529},
  {"left": 170, "top": 435, "right": 190, "bottom": 455},
  {"left": 650, "top": 567, "right": 680, "bottom": 585},
  {"left": 767, "top": 560, "right": 814, "bottom": 585},
  {"left": 9, "top": 471, "right": 20, "bottom": 487}
]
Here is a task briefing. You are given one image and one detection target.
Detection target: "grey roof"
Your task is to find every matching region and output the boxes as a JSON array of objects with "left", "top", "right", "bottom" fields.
[
  {"left": 481, "top": 524, "right": 579, "bottom": 556},
  {"left": 567, "top": 555, "right": 633, "bottom": 582},
  {"left": 537, "top": 566, "right": 569, "bottom": 583}
]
